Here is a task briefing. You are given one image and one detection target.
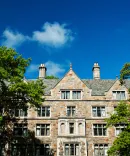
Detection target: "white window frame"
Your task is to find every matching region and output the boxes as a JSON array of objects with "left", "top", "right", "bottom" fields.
[
  {"left": 36, "top": 124, "right": 50, "bottom": 137},
  {"left": 66, "top": 106, "right": 76, "bottom": 117},
  {"left": 69, "top": 123, "right": 75, "bottom": 134},
  {"left": 92, "top": 106, "right": 106, "bottom": 117},
  {"left": 64, "top": 143, "right": 80, "bottom": 156},
  {"left": 115, "top": 124, "right": 127, "bottom": 136},
  {"left": 93, "top": 124, "right": 107, "bottom": 137},
  {"left": 93, "top": 144, "right": 108, "bottom": 156},
  {"left": 61, "top": 90, "right": 71, "bottom": 99},
  {"left": 37, "top": 106, "right": 51, "bottom": 117},
  {"left": 60, "top": 90, "right": 82, "bottom": 100},
  {"left": 112, "top": 90, "right": 126, "bottom": 100}
]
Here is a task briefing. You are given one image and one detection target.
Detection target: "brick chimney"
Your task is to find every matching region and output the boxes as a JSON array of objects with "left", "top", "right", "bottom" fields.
[
  {"left": 39, "top": 64, "right": 47, "bottom": 79},
  {"left": 92, "top": 63, "right": 100, "bottom": 79}
]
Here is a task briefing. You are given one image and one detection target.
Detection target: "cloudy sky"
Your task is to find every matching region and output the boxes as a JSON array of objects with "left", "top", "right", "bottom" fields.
[{"left": 0, "top": 0, "right": 130, "bottom": 79}]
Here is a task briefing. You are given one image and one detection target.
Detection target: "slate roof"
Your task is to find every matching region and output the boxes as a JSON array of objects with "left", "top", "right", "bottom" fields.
[
  {"left": 27, "top": 79, "right": 130, "bottom": 96},
  {"left": 82, "top": 79, "right": 116, "bottom": 96}
]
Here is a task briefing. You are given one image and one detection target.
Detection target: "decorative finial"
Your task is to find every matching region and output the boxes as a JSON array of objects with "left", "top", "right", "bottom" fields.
[{"left": 70, "top": 63, "right": 72, "bottom": 70}]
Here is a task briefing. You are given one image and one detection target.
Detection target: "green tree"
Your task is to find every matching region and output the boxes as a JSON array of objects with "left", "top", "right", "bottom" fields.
[
  {"left": 120, "top": 63, "right": 130, "bottom": 84},
  {"left": 0, "top": 46, "right": 46, "bottom": 155},
  {"left": 106, "top": 101, "right": 130, "bottom": 156},
  {"left": 45, "top": 75, "right": 59, "bottom": 79}
]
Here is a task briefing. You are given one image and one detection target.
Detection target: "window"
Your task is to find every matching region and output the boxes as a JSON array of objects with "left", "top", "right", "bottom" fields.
[
  {"left": 112, "top": 91, "right": 126, "bottom": 100},
  {"left": 69, "top": 123, "right": 74, "bottom": 134},
  {"left": 61, "top": 91, "right": 70, "bottom": 99},
  {"left": 61, "top": 90, "right": 82, "bottom": 100},
  {"left": 67, "top": 106, "right": 76, "bottom": 117},
  {"left": 35, "top": 144, "right": 50, "bottom": 156},
  {"left": 93, "top": 124, "right": 107, "bottom": 136},
  {"left": 36, "top": 124, "right": 50, "bottom": 136},
  {"left": 72, "top": 91, "right": 81, "bottom": 99},
  {"left": 94, "top": 144, "right": 108, "bottom": 156},
  {"left": 13, "top": 124, "right": 28, "bottom": 137},
  {"left": 37, "top": 106, "right": 50, "bottom": 117},
  {"left": 14, "top": 108, "right": 27, "bottom": 117},
  {"left": 11, "top": 144, "right": 26, "bottom": 156},
  {"left": 92, "top": 107, "right": 106, "bottom": 117},
  {"left": 11, "top": 144, "right": 32, "bottom": 156},
  {"left": 65, "top": 144, "right": 79, "bottom": 156},
  {"left": 115, "top": 124, "right": 127, "bottom": 136}
]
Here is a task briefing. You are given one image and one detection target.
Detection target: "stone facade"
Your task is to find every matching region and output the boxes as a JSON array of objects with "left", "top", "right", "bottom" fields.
[{"left": 3, "top": 63, "right": 130, "bottom": 156}]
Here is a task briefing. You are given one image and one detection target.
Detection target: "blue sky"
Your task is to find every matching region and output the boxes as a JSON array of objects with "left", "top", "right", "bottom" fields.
[{"left": 0, "top": 0, "right": 130, "bottom": 79}]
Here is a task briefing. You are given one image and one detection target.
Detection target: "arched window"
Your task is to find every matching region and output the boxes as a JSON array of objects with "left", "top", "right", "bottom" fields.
[
  {"left": 60, "top": 123, "right": 65, "bottom": 134},
  {"left": 78, "top": 123, "right": 83, "bottom": 134}
]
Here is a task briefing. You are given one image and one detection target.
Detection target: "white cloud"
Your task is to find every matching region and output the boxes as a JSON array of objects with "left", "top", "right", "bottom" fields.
[
  {"left": 32, "top": 22, "right": 74, "bottom": 47},
  {"left": 26, "top": 61, "right": 65, "bottom": 78},
  {"left": 2, "top": 29, "right": 29, "bottom": 48},
  {"left": 27, "top": 64, "right": 39, "bottom": 73},
  {"left": 45, "top": 61, "right": 65, "bottom": 77},
  {"left": 1, "top": 22, "right": 74, "bottom": 49}
]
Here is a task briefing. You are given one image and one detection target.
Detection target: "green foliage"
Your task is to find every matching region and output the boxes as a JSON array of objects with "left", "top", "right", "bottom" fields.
[
  {"left": 120, "top": 63, "right": 130, "bottom": 84},
  {"left": 0, "top": 46, "right": 31, "bottom": 81},
  {"left": 0, "top": 46, "right": 45, "bottom": 107},
  {"left": 45, "top": 75, "right": 59, "bottom": 79},
  {"left": 106, "top": 101, "right": 130, "bottom": 155},
  {"left": 0, "top": 46, "right": 45, "bottom": 149}
]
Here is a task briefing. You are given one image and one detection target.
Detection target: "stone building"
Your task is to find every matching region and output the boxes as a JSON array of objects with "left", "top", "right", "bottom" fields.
[{"left": 1, "top": 63, "right": 130, "bottom": 156}]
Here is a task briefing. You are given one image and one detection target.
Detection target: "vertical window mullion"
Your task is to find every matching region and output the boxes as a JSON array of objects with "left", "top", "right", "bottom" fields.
[
  {"left": 97, "top": 125, "right": 98, "bottom": 136},
  {"left": 96, "top": 107, "right": 97, "bottom": 117}
]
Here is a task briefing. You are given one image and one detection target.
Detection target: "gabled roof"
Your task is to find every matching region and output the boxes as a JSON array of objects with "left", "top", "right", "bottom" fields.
[
  {"left": 83, "top": 79, "right": 116, "bottom": 96},
  {"left": 27, "top": 79, "right": 130, "bottom": 96}
]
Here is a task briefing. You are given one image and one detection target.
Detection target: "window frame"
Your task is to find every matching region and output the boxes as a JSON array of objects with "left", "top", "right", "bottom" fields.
[
  {"left": 64, "top": 143, "right": 80, "bottom": 156},
  {"left": 112, "top": 90, "right": 126, "bottom": 100},
  {"left": 13, "top": 123, "right": 28, "bottom": 137},
  {"left": 36, "top": 124, "right": 50, "bottom": 137},
  {"left": 93, "top": 144, "right": 109, "bottom": 156},
  {"left": 37, "top": 106, "right": 51, "bottom": 117},
  {"left": 67, "top": 106, "right": 76, "bottom": 117},
  {"left": 60, "top": 90, "right": 82, "bottom": 100},
  {"left": 14, "top": 108, "right": 27, "bottom": 117},
  {"left": 92, "top": 106, "right": 106, "bottom": 118},
  {"left": 69, "top": 123, "right": 75, "bottom": 134},
  {"left": 72, "top": 90, "right": 81, "bottom": 99},
  {"left": 93, "top": 124, "right": 107, "bottom": 137},
  {"left": 61, "top": 90, "right": 71, "bottom": 99},
  {"left": 115, "top": 123, "right": 127, "bottom": 136},
  {"left": 35, "top": 144, "right": 50, "bottom": 156}
]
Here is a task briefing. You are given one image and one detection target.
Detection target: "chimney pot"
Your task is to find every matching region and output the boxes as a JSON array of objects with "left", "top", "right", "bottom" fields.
[
  {"left": 39, "top": 64, "right": 47, "bottom": 79},
  {"left": 92, "top": 62, "right": 100, "bottom": 79}
]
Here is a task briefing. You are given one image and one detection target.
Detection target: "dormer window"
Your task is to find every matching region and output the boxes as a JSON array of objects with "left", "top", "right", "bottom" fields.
[
  {"left": 112, "top": 91, "right": 126, "bottom": 100},
  {"left": 61, "top": 91, "right": 70, "bottom": 99},
  {"left": 72, "top": 91, "right": 81, "bottom": 99},
  {"left": 61, "top": 90, "right": 81, "bottom": 100}
]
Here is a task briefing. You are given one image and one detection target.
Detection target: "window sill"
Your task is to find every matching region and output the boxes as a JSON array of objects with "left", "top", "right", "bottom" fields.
[{"left": 93, "top": 136, "right": 108, "bottom": 137}]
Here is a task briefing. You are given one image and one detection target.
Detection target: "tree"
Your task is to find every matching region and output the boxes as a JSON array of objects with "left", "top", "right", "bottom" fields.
[
  {"left": 45, "top": 75, "right": 59, "bottom": 79},
  {"left": 0, "top": 46, "right": 46, "bottom": 155},
  {"left": 106, "top": 62, "right": 130, "bottom": 155},
  {"left": 106, "top": 101, "right": 130, "bottom": 156},
  {"left": 120, "top": 63, "right": 130, "bottom": 84}
]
